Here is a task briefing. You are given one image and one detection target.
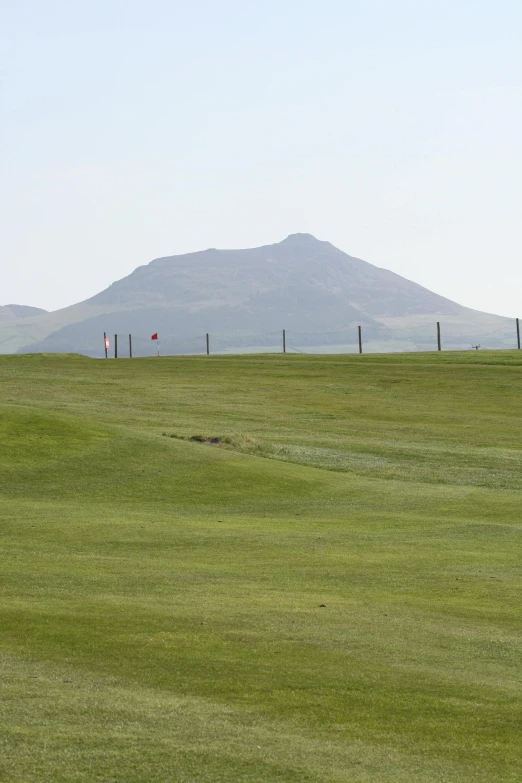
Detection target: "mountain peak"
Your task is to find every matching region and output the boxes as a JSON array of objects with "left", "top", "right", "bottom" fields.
[{"left": 281, "top": 233, "right": 322, "bottom": 244}]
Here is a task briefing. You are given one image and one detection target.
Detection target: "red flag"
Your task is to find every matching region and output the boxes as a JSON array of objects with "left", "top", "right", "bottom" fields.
[{"left": 151, "top": 333, "right": 158, "bottom": 340}]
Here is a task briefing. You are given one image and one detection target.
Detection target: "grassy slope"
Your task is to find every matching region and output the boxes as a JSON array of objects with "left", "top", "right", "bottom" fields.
[{"left": 0, "top": 352, "right": 521, "bottom": 782}]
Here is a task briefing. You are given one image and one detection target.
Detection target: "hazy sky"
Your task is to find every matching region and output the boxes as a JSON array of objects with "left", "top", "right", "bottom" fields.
[{"left": 2, "top": 1, "right": 521, "bottom": 315}]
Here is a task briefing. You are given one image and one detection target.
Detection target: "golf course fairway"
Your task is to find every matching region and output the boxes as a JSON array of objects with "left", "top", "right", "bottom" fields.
[{"left": 1, "top": 351, "right": 521, "bottom": 782}]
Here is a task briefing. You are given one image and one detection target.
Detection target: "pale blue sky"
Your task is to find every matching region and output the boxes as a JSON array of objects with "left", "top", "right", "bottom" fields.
[{"left": 2, "top": 0, "right": 521, "bottom": 315}]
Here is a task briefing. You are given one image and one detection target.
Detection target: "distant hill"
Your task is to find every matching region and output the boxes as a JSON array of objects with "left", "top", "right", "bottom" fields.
[
  {"left": 0, "top": 304, "right": 47, "bottom": 322},
  {"left": 5, "top": 234, "right": 519, "bottom": 356},
  {"left": 0, "top": 305, "right": 49, "bottom": 353}
]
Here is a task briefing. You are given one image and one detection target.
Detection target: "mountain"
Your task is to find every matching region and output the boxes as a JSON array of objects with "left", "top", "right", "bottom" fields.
[
  {"left": 0, "top": 305, "right": 49, "bottom": 354},
  {"left": 6, "top": 234, "right": 519, "bottom": 356},
  {"left": 0, "top": 304, "right": 47, "bottom": 322}
]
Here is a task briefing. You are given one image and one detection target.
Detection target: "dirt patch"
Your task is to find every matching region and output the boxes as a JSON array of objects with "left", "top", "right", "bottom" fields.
[
  {"left": 162, "top": 432, "right": 233, "bottom": 447},
  {"left": 162, "top": 432, "right": 259, "bottom": 452},
  {"left": 189, "top": 435, "right": 228, "bottom": 445}
]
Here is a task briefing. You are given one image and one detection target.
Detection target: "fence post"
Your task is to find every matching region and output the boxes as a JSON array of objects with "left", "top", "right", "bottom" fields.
[
  {"left": 103, "top": 332, "right": 108, "bottom": 359},
  {"left": 129, "top": 334, "right": 132, "bottom": 358},
  {"left": 283, "top": 329, "right": 286, "bottom": 353},
  {"left": 358, "top": 325, "right": 362, "bottom": 354},
  {"left": 517, "top": 318, "right": 520, "bottom": 350},
  {"left": 437, "top": 322, "right": 441, "bottom": 352},
  {"left": 114, "top": 334, "right": 118, "bottom": 359},
  {"left": 206, "top": 333, "right": 210, "bottom": 355}
]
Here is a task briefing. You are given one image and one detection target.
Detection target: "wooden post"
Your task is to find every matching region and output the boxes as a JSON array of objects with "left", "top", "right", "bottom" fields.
[
  {"left": 103, "top": 331, "right": 108, "bottom": 359},
  {"left": 517, "top": 318, "right": 521, "bottom": 350},
  {"left": 437, "top": 322, "right": 441, "bottom": 352},
  {"left": 129, "top": 334, "right": 132, "bottom": 358},
  {"left": 283, "top": 329, "right": 286, "bottom": 353},
  {"left": 206, "top": 333, "right": 210, "bottom": 355},
  {"left": 358, "top": 325, "right": 362, "bottom": 354},
  {"left": 114, "top": 334, "right": 118, "bottom": 359}
]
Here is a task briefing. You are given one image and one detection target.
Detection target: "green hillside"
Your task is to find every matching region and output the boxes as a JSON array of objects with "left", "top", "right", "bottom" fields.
[{"left": 1, "top": 352, "right": 521, "bottom": 782}]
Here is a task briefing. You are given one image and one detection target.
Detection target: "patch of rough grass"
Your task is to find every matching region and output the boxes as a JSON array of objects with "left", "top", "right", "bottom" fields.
[{"left": 162, "top": 431, "right": 522, "bottom": 490}]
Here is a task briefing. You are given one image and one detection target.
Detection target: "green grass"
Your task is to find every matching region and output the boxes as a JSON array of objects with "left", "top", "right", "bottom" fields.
[{"left": 1, "top": 351, "right": 521, "bottom": 782}]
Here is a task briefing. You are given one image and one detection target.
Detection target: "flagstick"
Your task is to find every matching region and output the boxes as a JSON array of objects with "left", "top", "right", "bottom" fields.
[{"left": 157, "top": 339, "right": 160, "bottom": 357}]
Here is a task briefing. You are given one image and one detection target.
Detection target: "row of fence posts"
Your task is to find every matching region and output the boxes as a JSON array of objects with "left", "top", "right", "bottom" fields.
[
  {"left": 104, "top": 331, "right": 132, "bottom": 359},
  {"left": 104, "top": 318, "right": 522, "bottom": 358}
]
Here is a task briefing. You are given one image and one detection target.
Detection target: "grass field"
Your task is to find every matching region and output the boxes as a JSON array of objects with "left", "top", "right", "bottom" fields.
[{"left": 1, "top": 351, "right": 521, "bottom": 782}]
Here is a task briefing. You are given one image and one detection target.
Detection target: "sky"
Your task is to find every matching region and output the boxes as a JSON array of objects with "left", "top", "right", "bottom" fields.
[{"left": 1, "top": 0, "right": 521, "bottom": 316}]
